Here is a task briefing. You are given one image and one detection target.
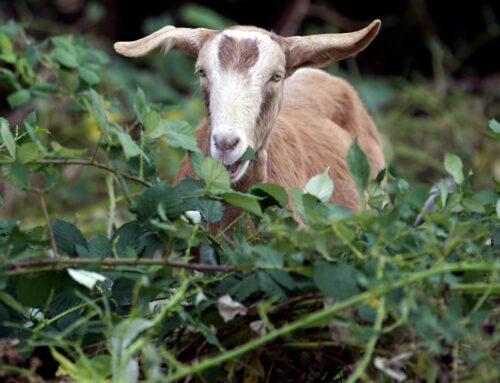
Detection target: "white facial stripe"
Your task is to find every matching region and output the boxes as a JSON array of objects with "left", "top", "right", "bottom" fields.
[{"left": 196, "top": 29, "right": 286, "bottom": 182}]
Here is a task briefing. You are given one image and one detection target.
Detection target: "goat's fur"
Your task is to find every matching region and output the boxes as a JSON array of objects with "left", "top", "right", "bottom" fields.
[{"left": 115, "top": 21, "right": 385, "bottom": 231}]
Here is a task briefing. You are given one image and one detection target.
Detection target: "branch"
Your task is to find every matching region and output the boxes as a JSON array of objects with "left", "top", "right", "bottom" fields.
[
  {"left": 35, "top": 158, "right": 151, "bottom": 187},
  {"left": 6, "top": 257, "right": 236, "bottom": 276},
  {"left": 39, "top": 192, "right": 60, "bottom": 258}
]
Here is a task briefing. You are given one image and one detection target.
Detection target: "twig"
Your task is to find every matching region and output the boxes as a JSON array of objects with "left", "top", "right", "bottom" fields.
[
  {"left": 35, "top": 158, "right": 151, "bottom": 187},
  {"left": 39, "top": 192, "right": 60, "bottom": 258},
  {"left": 5, "top": 257, "right": 236, "bottom": 276}
]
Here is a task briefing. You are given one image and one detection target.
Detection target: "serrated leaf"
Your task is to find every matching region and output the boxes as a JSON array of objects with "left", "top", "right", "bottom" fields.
[
  {"left": 228, "top": 274, "right": 260, "bottom": 301},
  {"left": 1, "top": 118, "right": 16, "bottom": 158},
  {"left": 116, "top": 131, "right": 149, "bottom": 162},
  {"left": 186, "top": 199, "right": 224, "bottom": 223},
  {"left": 304, "top": 167, "right": 334, "bottom": 203},
  {"left": 313, "top": 261, "right": 361, "bottom": 300},
  {"left": 18, "top": 142, "right": 40, "bottom": 163},
  {"left": 2, "top": 159, "right": 29, "bottom": 189},
  {"left": 223, "top": 192, "right": 263, "bottom": 217},
  {"left": 444, "top": 153, "right": 464, "bottom": 184},
  {"left": 112, "top": 221, "right": 148, "bottom": 258},
  {"left": 7, "top": 89, "right": 31, "bottom": 108},
  {"left": 249, "top": 183, "right": 288, "bottom": 208},
  {"left": 52, "top": 219, "right": 88, "bottom": 257},
  {"left": 156, "top": 120, "right": 199, "bottom": 152},
  {"left": 347, "top": 139, "right": 370, "bottom": 201},
  {"left": 88, "top": 234, "right": 112, "bottom": 257},
  {"left": 136, "top": 183, "right": 182, "bottom": 220},
  {"left": 258, "top": 271, "right": 287, "bottom": 301},
  {"left": 79, "top": 66, "right": 100, "bottom": 85},
  {"left": 201, "top": 157, "right": 230, "bottom": 194}
]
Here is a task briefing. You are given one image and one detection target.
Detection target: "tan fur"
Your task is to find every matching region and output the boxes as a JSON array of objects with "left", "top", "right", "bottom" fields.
[
  {"left": 115, "top": 21, "right": 385, "bottom": 233},
  {"left": 177, "top": 68, "right": 385, "bottom": 232}
]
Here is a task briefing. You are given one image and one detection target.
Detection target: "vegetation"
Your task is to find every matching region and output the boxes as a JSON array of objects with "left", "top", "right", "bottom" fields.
[{"left": 1, "top": 14, "right": 499, "bottom": 383}]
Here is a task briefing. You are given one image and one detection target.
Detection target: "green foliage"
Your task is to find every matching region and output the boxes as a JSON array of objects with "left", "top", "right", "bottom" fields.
[{"left": 0, "top": 20, "right": 499, "bottom": 383}]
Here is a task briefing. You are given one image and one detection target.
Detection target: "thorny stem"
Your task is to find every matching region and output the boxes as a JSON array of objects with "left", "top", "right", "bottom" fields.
[
  {"left": 5, "top": 257, "right": 236, "bottom": 276},
  {"left": 35, "top": 158, "right": 151, "bottom": 187},
  {"left": 39, "top": 192, "right": 59, "bottom": 258}
]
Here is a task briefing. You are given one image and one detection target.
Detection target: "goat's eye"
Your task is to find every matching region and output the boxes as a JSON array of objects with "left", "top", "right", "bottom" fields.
[
  {"left": 269, "top": 73, "right": 284, "bottom": 83},
  {"left": 197, "top": 68, "right": 207, "bottom": 78}
]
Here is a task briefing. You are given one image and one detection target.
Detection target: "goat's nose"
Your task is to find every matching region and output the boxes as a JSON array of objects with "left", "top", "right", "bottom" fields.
[{"left": 213, "top": 135, "right": 240, "bottom": 153}]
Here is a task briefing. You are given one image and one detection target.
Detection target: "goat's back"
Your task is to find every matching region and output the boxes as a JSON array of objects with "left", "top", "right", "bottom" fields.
[{"left": 264, "top": 68, "right": 385, "bottom": 211}]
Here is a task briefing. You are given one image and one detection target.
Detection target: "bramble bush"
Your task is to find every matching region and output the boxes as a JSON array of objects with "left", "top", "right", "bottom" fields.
[{"left": 0, "top": 20, "right": 499, "bottom": 382}]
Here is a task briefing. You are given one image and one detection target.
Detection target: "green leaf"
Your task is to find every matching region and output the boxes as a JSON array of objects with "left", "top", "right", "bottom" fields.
[
  {"left": 200, "top": 157, "right": 230, "bottom": 194},
  {"left": 18, "top": 142, "right": 40, "bottom": 163},
  {"left": 222, "top": 192, "right": 263, "bottom": 217},
  {"left": 304, "top": 167, "right": 334, "bottom": 203},
  {"left": 52, "top": 46, "right": 78, "bottom": 68},
  {"left": 347, "top": 139, "right": 370, "bottom": 200},
  {"left": 116, "top": 131, "right": 149, "bottom": 162},
  {"left": 50, "top": 142, "right": 87, "bottom": 158},
  {"left": 0, "top": 34, "right": 16, "bottom": 63},
  {"left": 88, "top": 234, "right": 112, "bottom": 257},
  {"left": 135, "top": 183, "right": 182, "bottom": 220},
  {"left": 239, "top": 146, "right": 256, "bottom": 162},
  {"left": 112, "top": 221, "right": 148, "bottom": 258},
  {"left": 1, "top": 118, "right": 16, "bottom": 158},
  {"left": 187, "top": 199, "right": 224, "bottom": 223},
  {"left": 7, "top": 89, "right": 31, "bottom": 108},
  {"left": 2, "top": 159, "right": 29, "bottom": 189},
  {"left": 16, "top": 275, "right": 52, "bottom": 307},
  {"left": 291, "top": 187, "right": 307, "bottom": 223},
  {"left": 313, "top": 261, "right": 361, "bottom": 300},
  {"left": 30, "top": 82, "right": 57, "bottom": 99},
  {"left": 462, "top": 198, "right": 485, "bottom": 213},
  {"left": 228, "top": 274, "right": 260, "bottom": 301},
  {"left": 79, "top": 66, "right": 100, "bottom": 85},
  {"left": 52, "top": 219, "right": 88, "bottom": 257},
  {"left": 258, "top": 271, "right": 287, "bottom": 301},
  {"left": 158, "top": 120, "right": 199, "bottom": 152},
  {"left": 84, "top": 89, "right": 109, "bottom": 132},
  {"left": 249, "top": 183, "right": 288, "bottom": 208},
  {"left": 489, "top": 119, "right": 500, "bottom": 134},
  {"left": 444, "top": 153, "right": 464, "bottom": 184}
]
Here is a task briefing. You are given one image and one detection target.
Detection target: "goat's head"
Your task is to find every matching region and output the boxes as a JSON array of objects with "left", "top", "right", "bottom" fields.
[{"left": 114, "top": 21, "right": 381, "bottom": 183}]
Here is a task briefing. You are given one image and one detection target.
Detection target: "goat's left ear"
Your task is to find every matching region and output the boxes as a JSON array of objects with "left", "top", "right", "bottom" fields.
[
  {"left": 284, "top": 20, "right": 381, "bottom": 73},
  {"left": 114, "top": 26, "right": 217, "bottom": 57}
]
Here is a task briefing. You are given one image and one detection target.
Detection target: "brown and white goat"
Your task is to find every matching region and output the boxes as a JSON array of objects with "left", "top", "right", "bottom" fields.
[{"left": 114, "top": 21, "right": 385, "bottom": 227}]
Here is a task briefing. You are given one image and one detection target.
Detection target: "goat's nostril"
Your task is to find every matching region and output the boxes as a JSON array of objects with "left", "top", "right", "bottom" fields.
[{"left": 214, "top": 136, "right": 240, "bottom": 153}]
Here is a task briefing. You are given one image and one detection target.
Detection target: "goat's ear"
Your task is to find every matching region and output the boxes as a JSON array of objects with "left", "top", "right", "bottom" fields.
[
  {"left": 284, "top": 20, "right": 381, "bottom": 73},
  {"left": 114, "top": 26, "right": 217, "bottom": 57}
]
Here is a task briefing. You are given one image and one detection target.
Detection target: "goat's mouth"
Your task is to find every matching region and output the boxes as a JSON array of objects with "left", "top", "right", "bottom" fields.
[
  {"left": 223, "top": 159, "right": 250, "bottom": 183},
  {"left": 225, "top": 159, "right": 243, "bottom": 178}
]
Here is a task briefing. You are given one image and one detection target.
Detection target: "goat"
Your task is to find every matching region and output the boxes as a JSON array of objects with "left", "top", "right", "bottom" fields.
[{"left": 114, "top": 21, "right": 385, "bottom": 230}]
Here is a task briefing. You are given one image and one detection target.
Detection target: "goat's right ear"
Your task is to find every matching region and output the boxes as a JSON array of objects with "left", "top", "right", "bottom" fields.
[{"left": 114, "top": 26, "right": 217, "bottom": 57}]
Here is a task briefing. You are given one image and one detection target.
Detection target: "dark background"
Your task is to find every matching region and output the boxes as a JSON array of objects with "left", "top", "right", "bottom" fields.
[{"left": 1, "top": 0, "right": 499, "bottom": 78}]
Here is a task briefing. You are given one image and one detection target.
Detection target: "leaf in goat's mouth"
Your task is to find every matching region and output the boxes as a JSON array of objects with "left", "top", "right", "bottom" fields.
[{"left": 239, "top": 146, "right": 256, "bottom": 162}]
